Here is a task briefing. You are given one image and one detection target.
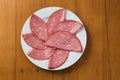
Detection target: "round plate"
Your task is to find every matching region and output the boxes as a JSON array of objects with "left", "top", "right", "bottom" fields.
[{"left": 21, "top": 7, "right": 87, "bottom": 71}]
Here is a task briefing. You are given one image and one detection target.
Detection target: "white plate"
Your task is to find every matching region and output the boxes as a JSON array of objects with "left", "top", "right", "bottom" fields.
[{"left": 21, "top": 7, "right": 87, "bottom": 71}]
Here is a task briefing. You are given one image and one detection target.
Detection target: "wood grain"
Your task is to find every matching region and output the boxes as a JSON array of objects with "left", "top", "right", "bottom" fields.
[
  {"left": 106, "top": 0, "right": 120, "bottom": 80},
  {"left": 0, "top": 0, "right": 16, "bottom": 80},
  {"left": 76, "top": 0, "right": 110, "bottom": 80},
  {"left": 16, "top": 1, "right": 52, "bottom": 80},
  {"left": 0, "top": 0, "right": 120, "bottom": 80}
]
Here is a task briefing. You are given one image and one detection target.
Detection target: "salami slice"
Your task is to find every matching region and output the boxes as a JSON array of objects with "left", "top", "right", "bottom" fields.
[
  {"left": 22, "top": 33, "right": 45, "bottom": 49},
  {"left": 48, "top": 49, "right": 69, "bottom": 69},
  {"left": 30, "top": 14, "right": 48, "bottom": 41},
  {"left": 51, "top": 20, "right": 83, "bottom": 34},
  {"left": 45, "top": 31, "right": 82, "bottom": 52},
  {"left": 47, "top": 9, "right": 66, "bottom": 34},
  {"left": 27, "top": 47, "right": 55, "bottom": 60}
]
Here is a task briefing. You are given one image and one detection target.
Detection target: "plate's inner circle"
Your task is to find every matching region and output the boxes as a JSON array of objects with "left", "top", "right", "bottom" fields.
[{"left": 21, "top": 7, "right": 87, "bottom": 70}]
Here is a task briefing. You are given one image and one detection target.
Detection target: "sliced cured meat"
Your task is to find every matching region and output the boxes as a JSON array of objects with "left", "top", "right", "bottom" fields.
[
  {"left": 47, "top": 9, "right": 66, "bottom": 34},
  {"left": 30, "top": 14, "right": 48, "bottom": 41},
  {"left": 27, "top": 47, "right": 55, "bottom": 60},
  {"left": 45, "top": 31, "right": 82, "bottom": 52},
  {"left": 51, "top": 20, "right": 83, "bottom": 34},
  {"left": 22, "top": 33, "right": 45, "bottom": 49},
  {"left": 48, "top": 49, "right": 69, "bottom": 69}
]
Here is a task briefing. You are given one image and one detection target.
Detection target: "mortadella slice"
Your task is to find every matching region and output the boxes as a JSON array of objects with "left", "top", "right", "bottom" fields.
[
  {"left": 27, "top": 47, "right": 55, "bottom": 60},
  {"left": 51, "top": 20, "right": 83, "bottom": 34},
  {"left": 48, "top": 49, "right": 69, "bottom": 69},
  {"left": 47, "top": 9, "right": 66, "bottom": 34},
  {"left": 22, "top": 33, "right": 45, "bottom": 49},
  {"left": 30, "top": 14, "right": 48, "bottom": 41},
  {"left": 45, "top": 31, "right": 82, "bottom": 52}
]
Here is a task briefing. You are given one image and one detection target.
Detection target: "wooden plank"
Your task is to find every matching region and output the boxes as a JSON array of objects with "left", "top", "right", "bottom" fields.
[
  {"left": 16, "top": 0, "right": 53, "bottom": 80},
  {"left": 76, "top": 0, "right": 110, "bottom": 80},
  {"left": 106, "top": 0, "right": 120, "bottom": 80},
  {"left": 0, "top": 0, "right": 16, "bottom": 80}
]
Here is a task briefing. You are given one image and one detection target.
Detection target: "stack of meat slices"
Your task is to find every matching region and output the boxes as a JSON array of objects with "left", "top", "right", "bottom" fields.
[{"left": 22, "top": 8, "right": 83, "bottom": 69}]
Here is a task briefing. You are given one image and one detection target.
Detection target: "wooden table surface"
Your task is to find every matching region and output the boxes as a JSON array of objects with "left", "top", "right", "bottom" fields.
[{"left": 0, "top": 0, "right": 120, "bottom": 80}]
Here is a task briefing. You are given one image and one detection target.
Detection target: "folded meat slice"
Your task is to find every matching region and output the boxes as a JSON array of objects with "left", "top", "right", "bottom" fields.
[
  {"left": 22, "top": 33, "right": 45, "bottom": 49},
  {"left": 47, "top": 9, "right": 66, "bottom": 34},
  {"left": 30, "top": 14, "right": 48, "bottom": 41},
  {"left": 28, "top": 47, "right": 55, "bottom": 60},
  {"left": 48, "top": 49, "right": 69, "bottom": 69},
  {"left": 51, "top": 20, "right": 83, "bottom": 34},
  {"left": 45, "top": 31, "right": 82, "bottom": 52}
]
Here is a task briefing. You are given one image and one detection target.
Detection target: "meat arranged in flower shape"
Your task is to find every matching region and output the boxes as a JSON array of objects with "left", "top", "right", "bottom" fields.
[{"left": 22, "top": 8, "right": 83, "bottom": 69}]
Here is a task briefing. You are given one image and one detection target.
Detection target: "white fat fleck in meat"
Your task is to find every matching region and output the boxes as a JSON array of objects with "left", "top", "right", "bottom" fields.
[
  {"left": 38, "top": 27, "right": 43, "bottom": 30},
  {"left": 57, "top": 57, "right": 64, "bottom": 64},
  {"left": 45, "top": 51, "right": 48, "bottom": 56},
  {"left": 26, "top": 40, "right": 29, "bottom": 43},
  {"left": 66, "top": 44, "right": 71, "bottom": 48},
  {"left": 44, "top": 50, "right": 47, "bottom": 56},
  {"left": 50, "top": 28, "right": 53, "bottom": 31},
  {"left": 39, "top": 32, "right": 42, "bottom": 35},
  {"left": 54, "top": 39, "right": 60, "bottom": 43},
  {"left": 67, "top": 23, "right": 73, "bottom": 26},
  {"left": 44, "top": 29, "right": 47, "bottom": 31},
  {"left": 44, "top": 48, "right": 50, "bottom": 56},
  {"left": 33, "top": 22, "right": 38, "bottom": 26},
  {"left": 57, "top": 61, "right": 61, "bottom": 64},
  {"left": 54, "top": 61, "right": 58, "bottom": 64},
  {"left": 57, "top": 25, "right": 64, "bottom": 29},
  {"left": 59, "top": 34, "right": 66, "bottom": 38}
]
